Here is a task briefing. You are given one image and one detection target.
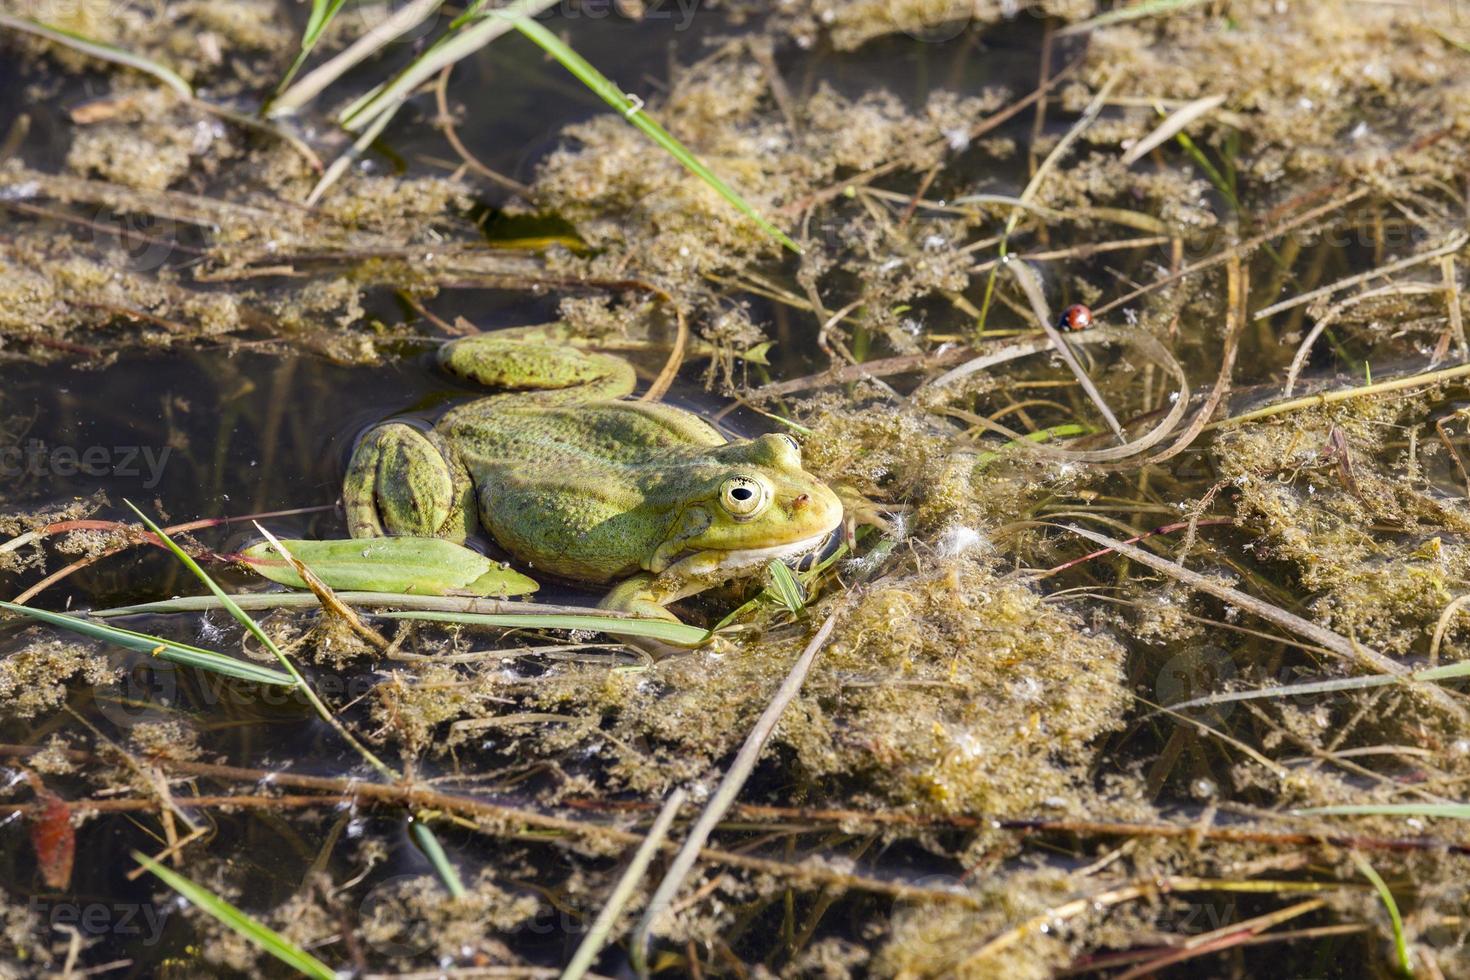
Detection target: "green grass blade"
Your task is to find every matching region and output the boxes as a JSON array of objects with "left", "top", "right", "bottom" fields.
[
  {"left": 123, "top": 502, "right": 296, "bottom": 664},
  {"left": 272, "top": 0, "right": 351, "bottom": 98},
  {"left": 0, "top": 12, "right": 192, "bottom": 98},
  {"left": 303, "top": 0, "right": 350, "bottom": 45},
  {"left": 499, "top": 13, "right": 799, "bottom": 254},
  {"left": 0, "top": 600, "right": 295, "bottom": 687},
  {"left": 765, "top": 560, "right": 806, "bottom": 614},
  {"left": 123, "top": 501, "right": 399, "bottom": 781},
  {"left": 381, "top": 610, "right": 709, "bottom": 646},
  {"left": 409, "top": 818, "right": 467, "bottom": 898},
  {"left": 1350, "top": 853, "right": 1413, "bottom": 976},
  {"left": 133, "top": 852, "right": 336, "bottom": 980},
  {"left": 1296, "top": 804, "right": 1470, "bottom": 820}
]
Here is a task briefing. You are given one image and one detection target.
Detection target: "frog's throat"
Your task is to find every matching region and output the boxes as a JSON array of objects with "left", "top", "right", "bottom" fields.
[{"left": 649, "top": 528, "right": 836, "bottom": 604}]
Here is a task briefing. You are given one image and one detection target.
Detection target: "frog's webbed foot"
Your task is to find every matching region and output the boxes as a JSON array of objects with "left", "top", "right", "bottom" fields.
[
  {"left": 438, "top": 337, "right": 637, "bottom": 404},
  {"left": 344, "top": 423, "right": 477, "bottom": 542}
]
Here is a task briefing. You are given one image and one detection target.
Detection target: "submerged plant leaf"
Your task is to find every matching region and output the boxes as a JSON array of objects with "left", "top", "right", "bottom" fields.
[
  {"left": 28, "top": 780, "right": 74, "bottom": 890},
  {"left": 0, "top": 600, "right": 296, "bottom": 687},
  {"left": 241, "top": 537, "right": 539, "bottom": 597},
  {"left": 134, "top": 853, "right": 336, "bottom": 980}
]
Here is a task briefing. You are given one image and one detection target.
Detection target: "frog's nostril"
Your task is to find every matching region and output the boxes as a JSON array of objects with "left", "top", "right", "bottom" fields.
[{"left": 793, "top": 493, "right": 810, "bottom": 509}]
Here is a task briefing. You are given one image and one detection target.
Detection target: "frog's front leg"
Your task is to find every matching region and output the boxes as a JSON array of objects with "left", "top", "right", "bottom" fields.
[
  {"left": 600, "top": 573, "right": 684, "bottom": 623},
  {"left": 599, "top": 556, "right": 729, "bottom": 636},
  {"left": 343, "top": 423, "right": 477, "bottom": 542}
]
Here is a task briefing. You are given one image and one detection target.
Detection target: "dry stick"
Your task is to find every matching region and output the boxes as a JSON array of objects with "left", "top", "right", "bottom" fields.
[
  {"left": 1006, "top": 258, "right": 1127, "bottom": 441},
  {"left": 1093, "top": 186, "right": 1374, "bottom": 317},
  {"left": 561, "top": 788, "right": 688, "bottom": 980},
  {"left": 432, "top": 64, "right": 534, "bottom": 197},
  {"left": 1204, "top": 360, "right": 1470, "bottom": 432},
  {"left": 0, "top": 744, "right": 964, "bottom": 906},
  {"left": 1036, "top": 519, "right": 1236, "bottom": 578},
  {"left": 954, "top": 875, "right": 1349, "bottom": 973},
  {"left": 629, "top": 612, "right": 839, "bottom": 974},
  {"left": 641, "top": 301, "right": 690, "bottom": 404},
  {"left": 749, "top": 346, "right": 975, "bottom": 399},
  {"left": 1058, "top": 524, "right": 1467, "bottom": 720},
  {"left": 968, "top": 235, "right": 1173, "bottom": 274},
  {"left": 1442, "top": 254, "right": 1466, "bottom": 360},
  {"left": 1253, "top": 232, "right": 1469, "bottom": 321},
  {"left": 8, "top": 790, "right": 1465, "bottom": 858},
  {"left": 1282, "top": 282, "right": 1441, "bottom": 396},
  {"left": 1109, "top": 898, "right": 1327, "bottom": 980}
]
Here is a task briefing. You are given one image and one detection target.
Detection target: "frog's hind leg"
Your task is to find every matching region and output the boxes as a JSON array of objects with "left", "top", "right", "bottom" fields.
[
  {"left": 343, "top": 423, "right": 477, "bottom": 542},
  {"left": 437, "top": 337, "right": 636, "bottom": 404}
]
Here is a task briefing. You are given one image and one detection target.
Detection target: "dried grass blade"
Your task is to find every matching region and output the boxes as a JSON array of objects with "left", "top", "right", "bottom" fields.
[
  {"left": 0, "top": 12, "right": 193, "bottom": 98},
  {"left": 1007, "top": 258, "right": 1128, "bottom": 442},
  {"left": 1057, "top": 523, "right": 1467, "bottom": 719},
  {"left": 1121, "top": 94, "right": 1226, "bottom": 165}
]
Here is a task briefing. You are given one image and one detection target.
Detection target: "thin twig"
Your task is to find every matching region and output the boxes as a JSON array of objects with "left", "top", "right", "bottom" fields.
[
  {"left": 1057, "top": 523, "right": 1467, "bottom": 719},
  {"left": 1253, "top": 233, "right": 1468, "bottom": 321},
  {"left": 560, "top": 788, "right": 688, "bottom": 980},
  {"left": 1206, "top": 361, "right": 1470, "bottom": 431},
  {"left": 630, "top": 612, "right": 839, "bottom": 974}
]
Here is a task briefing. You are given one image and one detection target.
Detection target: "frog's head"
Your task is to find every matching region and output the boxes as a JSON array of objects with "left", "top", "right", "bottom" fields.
[{"left": 651, "top": 433, "right": 843, "bottom": 575}]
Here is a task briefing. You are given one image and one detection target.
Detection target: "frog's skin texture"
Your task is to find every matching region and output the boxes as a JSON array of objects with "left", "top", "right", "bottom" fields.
[{"left": 343, "top": 334, "right": 844, "bottom": 622}]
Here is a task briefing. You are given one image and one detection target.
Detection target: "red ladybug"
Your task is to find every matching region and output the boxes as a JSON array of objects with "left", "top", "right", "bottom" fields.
[{"left": 1057, "top": 304, "right": 1094, "bottom": 332}]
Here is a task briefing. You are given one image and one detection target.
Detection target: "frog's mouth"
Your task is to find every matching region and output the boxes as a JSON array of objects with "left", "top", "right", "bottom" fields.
[{"left": 718, "top": 528, "right": 837, "bottom": 568}]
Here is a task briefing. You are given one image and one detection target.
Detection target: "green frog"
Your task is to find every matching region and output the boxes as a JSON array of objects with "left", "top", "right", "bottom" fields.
[{"left": 343, "top": 332, "right": 843, "bottom": 623}]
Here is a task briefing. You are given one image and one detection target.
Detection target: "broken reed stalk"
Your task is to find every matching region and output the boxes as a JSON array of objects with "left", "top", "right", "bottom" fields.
[{"left": 1006, "top": 256, "right": 1128, "bottom": 442}]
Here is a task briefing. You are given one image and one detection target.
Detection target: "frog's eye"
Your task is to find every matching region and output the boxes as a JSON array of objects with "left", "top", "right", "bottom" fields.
[
  {"left": 775, "top": 433, "right": 801, "bottom": 456},
  {"left": 720, "top": 476, "right": 771, "bottom": 519}
]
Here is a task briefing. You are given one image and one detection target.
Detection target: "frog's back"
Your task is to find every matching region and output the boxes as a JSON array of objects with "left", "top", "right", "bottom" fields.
[{"left": 441, "top": 399, "right": 727, "bottom": 581}]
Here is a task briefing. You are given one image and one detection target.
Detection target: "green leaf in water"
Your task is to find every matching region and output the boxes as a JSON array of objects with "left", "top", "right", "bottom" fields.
[
  {"left": 0, "top": 600, "right": 296, "bottom": 687},
  {"left": 134, "top": 852, "right": 336, "bottom": 980},
  {"left": 241, "top": 536, "right": 539, "bottom": 597}
]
